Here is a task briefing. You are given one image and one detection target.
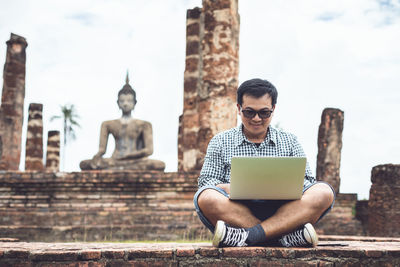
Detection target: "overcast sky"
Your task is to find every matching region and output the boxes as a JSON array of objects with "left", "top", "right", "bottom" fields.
[{"left": 1, "top": 0, "right": 399, "bottom": 199}]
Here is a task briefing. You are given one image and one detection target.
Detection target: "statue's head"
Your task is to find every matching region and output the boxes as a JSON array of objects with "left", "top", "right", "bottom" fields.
[{"left": 117, "top": 74, "right": 137, "bottom": 113}]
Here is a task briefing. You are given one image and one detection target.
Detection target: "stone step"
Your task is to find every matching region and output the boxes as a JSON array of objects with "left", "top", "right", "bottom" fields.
[
  {"left": 0, "top": 201, "right": 196, "bottom": 211},
  {"left": 0, "top": 238, "right": 399, "bottom": 266},
  {"left": 0, "top": 224, "right": 211, "bottom": 242},
  {"left": 0, "top": 210, "right": 199, "bottom": 227}
]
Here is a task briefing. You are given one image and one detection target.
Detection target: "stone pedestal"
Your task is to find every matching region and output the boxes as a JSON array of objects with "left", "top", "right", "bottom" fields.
[
  {"left": 45, "top": 131, "right": 60, "bottom": 172},
  {"left": 0, "top": 33, "right": 28, "bottom": 170},
  {"left": 25, "top": 103, "right": 44, "bottom": 171},
  {"left": 316, "top": 108, "right": 344, "bottom": 193},
  {"left": 179, "top": 0, "right": 240, "bottom": 171},
  {"left": 368, "top": 164, "right": 400, "bottom": 237}
]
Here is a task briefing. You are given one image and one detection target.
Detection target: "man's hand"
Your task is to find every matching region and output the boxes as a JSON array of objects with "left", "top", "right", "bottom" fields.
[{"left": 216, "top": 183, "right": 230, "bottom": 194}]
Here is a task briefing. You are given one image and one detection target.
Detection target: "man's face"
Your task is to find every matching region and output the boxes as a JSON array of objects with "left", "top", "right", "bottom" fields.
[
  {"left": 237, "top": 93, "right": 274, "bottom": 140},
  {"left": 118, "top": 94, "right": 135, "bottom": 113}
]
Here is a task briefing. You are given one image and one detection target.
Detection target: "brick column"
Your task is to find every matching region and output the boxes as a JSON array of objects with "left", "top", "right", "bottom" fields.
[
  {"left": 179, "top": 0, "right": 239, "bottom": 171},
  {"left": 45, "top": 131, "right": 60, "bottom": 172},
  {"left": 0, "top": 33, "right": 28, "bottom": 170},
  {"left": 177, "top": 115, "right": 184, "bottom": 171},
  {"left": 179, "top": 7, "right": 202, "bottom": 171},
  {"left": 199, "top": 0, "right": 239, "bottom": 159},
  {"left": 25, "top": 103, "right": 44, "bottom": 171},
  {"left": 316, "top": 108, "right": 344, "bottom": 193},
  {"left": 368, "top": 164, "right": 400, "bottom": 237}
]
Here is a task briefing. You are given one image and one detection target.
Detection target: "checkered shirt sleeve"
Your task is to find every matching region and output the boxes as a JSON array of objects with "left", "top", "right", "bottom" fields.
[{"left": 198, "top": 125, "right": 316, "bottom": 189}]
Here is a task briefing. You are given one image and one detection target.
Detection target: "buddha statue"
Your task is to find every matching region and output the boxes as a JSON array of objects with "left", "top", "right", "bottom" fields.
[{"left": 80, "top": 74, "right": 165, "bottom": 171}]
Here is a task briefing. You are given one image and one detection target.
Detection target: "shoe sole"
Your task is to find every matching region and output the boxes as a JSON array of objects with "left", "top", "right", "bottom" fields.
[
  {"left": 212, "top": 220, "right": 226, "bottom": 247},
  {"left": 304, "top": 223, "right": 318, "bottom": 247}
]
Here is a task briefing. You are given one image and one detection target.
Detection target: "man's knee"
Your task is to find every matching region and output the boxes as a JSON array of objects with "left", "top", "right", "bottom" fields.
[
  {"left": 305, "top": 183, "right": 335, "bottom": 210},
  {"left": 197, "top": 188, "right": 228, "bottom": 215}
]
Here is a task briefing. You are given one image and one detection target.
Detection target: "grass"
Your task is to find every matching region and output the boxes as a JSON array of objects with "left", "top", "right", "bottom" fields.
[{"left": 91, "top": 239, "right": 211, "bottom": 243}]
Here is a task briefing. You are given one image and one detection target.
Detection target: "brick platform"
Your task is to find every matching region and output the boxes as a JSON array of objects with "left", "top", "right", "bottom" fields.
[
  {"left": 0, "top": 171, "right": 368, "bottom": 242},
  {"left": 0, "top": 236, "right": 399, "bottom": 266},
  {"left": 0, "top": 171, "right": 209, "bottom": 242}
]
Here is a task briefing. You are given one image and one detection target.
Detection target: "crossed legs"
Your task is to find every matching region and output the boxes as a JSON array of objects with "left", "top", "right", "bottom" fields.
[{"left": 196, "top": 182, "right": 334, "bottom": 240}]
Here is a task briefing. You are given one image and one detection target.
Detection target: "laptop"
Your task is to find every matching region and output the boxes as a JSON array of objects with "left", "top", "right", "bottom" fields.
[{"left": 229, "top": 156, "right": 306, "bottom": 200}]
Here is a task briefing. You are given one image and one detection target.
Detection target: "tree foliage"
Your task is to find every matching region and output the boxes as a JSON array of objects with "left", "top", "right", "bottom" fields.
[{"left": 50, "top": 104, "right": 80, "bottom": 169}]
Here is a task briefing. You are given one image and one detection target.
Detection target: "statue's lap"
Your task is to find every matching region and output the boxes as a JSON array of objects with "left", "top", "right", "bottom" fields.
[{"left": 80, "top": 157, "right": 165, "bottom": 171}]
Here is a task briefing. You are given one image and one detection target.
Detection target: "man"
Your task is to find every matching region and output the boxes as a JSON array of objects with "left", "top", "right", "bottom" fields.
[{"left": 194, "top": 78, "right": 335, "bottom": 247}]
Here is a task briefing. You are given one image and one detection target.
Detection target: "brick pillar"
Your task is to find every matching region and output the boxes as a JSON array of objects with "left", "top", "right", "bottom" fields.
[
  {"left": 316, "top": 108, "right": 344, "bottom": 193},
  {"left": 177, "top": 115, "right": 184, "bottom": 171},
  {"left": 179, "top": 1, "right": 239, "bottom": 171},
  {"left": 45, "top": 131, "right": 60, "bottom": 172},
  {"left": 25, "top": 103, "right": 44, "bottom": 171},
  {"left": 0, "top": 33, "right": 28, "bottom": 170},
  {"left": 368, "top": 164, "right": 400, "bottom": 237},
  {"left": 179, "top": 7, "right": 202, "bottom": 172}
]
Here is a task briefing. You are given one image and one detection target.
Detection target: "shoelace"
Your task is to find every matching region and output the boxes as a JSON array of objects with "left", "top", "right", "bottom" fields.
[
  {"left": 223, "top": 226, "right": 249, "bottom": 247},
  {"left": 280, "top": 229, "right": 307, "bottom": 247}
]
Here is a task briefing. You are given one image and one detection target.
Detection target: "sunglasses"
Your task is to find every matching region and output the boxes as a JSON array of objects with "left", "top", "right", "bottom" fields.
[{"left": 240, "top": 107, "right": 274, "bottom": 119}]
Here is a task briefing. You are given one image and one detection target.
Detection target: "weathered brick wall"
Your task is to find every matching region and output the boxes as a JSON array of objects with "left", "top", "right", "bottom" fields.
[
  {"left": 0, "top": 170, "right": 372, "bottom": 241},
  {"left": 317, "top": 193, "right": 365, "bottom": 236},
  {"left": 0, "top": 33, "right": 28, "bottom": 170},
  {"left": 368, "top": 164, "right": 400, "bottom": 237},
  {"left": 0, "top": 171, "right": 209, "bottom": 242}
]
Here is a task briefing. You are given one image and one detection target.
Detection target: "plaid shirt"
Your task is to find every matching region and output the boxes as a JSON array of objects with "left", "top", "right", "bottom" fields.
[{"left": 198, "top": 124, "right": 316, "bottom": 189}]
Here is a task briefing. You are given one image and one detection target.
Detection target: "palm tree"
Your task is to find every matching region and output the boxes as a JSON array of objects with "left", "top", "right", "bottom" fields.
[{"left": 50, "top": 104, "right": 80, "bottom": 170}]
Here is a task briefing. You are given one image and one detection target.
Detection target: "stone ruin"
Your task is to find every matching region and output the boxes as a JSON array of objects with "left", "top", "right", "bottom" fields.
[
  {"left": 178, "top": 0, "right": 240, "bottom": 172},
  {"left": 0, "top": 33, "right": 61, "bottom": 172},
  {"left": 0, "top": 0, "right": 399, "bottom": 243},
  {"left": 317, "top": 108, "right": 344, "bottom": 194},
  {"left": 25, "top": 103, "right": 44, "bottom": 171},
  {"left": 0, "top": 33, "right": 27, "bottom": 170}
]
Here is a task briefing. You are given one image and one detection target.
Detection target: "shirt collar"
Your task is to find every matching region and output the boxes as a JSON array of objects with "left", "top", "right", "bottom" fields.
[{"left": 235, "top": 123, "right": 277, "bottom": 147}]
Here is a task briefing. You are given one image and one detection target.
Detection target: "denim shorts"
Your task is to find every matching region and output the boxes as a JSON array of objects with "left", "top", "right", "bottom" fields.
[{"left": 193, "top": 181, "right": 336, "bottom": 233}]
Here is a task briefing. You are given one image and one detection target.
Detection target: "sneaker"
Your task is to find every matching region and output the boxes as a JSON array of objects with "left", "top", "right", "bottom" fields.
[
  {"left": 212, "top": 220, "right": 249, "bottom": 247},
  {"left": 278, "top": 223, "right": 318, "bottom": 247}
]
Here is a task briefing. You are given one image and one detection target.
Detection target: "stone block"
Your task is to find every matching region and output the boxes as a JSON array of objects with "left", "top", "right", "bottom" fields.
[
  {"left": 222, "top": 247, "right": 266, "bottom": 258},
  {"left": 176, "top": 247, "right": 195, "bottom": 257},
  {"left": 30, "top": 251, "right": 77, "bottom": 261},
  {"left": 127, "top": 249, "right": 173, "bottom": 259},
  {"left": 101, "top": 250, "right": 125, "bottom": 259}
]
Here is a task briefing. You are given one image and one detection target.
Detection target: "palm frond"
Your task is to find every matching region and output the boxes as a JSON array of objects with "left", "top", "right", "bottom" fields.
[{"left": 50, "top": 115, "right": 61, "bottom": 121}]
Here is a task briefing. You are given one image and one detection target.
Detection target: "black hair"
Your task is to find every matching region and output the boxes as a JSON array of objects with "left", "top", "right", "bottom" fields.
[{"left": 237, "top": 78, "right": 278, "bottom": 106}]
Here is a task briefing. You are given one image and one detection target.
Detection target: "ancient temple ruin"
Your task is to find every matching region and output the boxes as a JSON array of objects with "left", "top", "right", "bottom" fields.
[
  {"left": 178, "top": 0, "right": 240, "bottom": 171},
  {"left": 317, "top": 108, "right": 344, "bottom": 193},
  {"left": 25, "top": 103, "right": 44, "bottom": 171},
  {"left": 0, "top": 1, "right": 399, "bottom": 249},
  {"left": 0, "top": 33, "right": 27, "bottom": 170}
]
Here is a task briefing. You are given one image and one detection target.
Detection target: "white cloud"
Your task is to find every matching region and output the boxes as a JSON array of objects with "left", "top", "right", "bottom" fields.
[{"left": 0, "top": 0, "right": 399, "bottom": 199}]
